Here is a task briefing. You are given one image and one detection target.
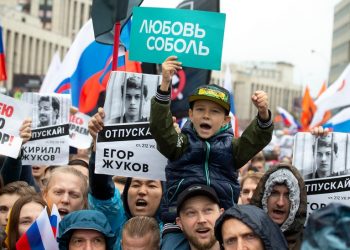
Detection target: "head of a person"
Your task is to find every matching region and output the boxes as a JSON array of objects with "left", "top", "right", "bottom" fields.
[
  {"left": 250, "top": 151, "right": 266, "bottom": 173},
  {"left": 176, "top": 184, "right": 224, "bottom": 250},
  {"left": 313, "top": 135, "right": 338, "bottom": 177},
  {"left": 0, "top": 181, "right": 36, "bottom": 228},
  {"left": 122, "top": 178, "right": 163, "bottom": 218},
  {"left": 7, "top": 195, "right": 48, "bottom": 250},
  {"left": 121, "top": 76, "right": 147, "bottom": 122},
  {"left": 188, "top": 84, "right": 231, "bottom": 139},
  {"left": 68, "top": 155, "right": 89, "bottom": 179},
  {"left": 43, "top": 166, "right": 88, "bottom": 218},
  {"left": 57, "top": 210, "right": 116, "bottom": 250},
  {"left": 261, "top": 168, "right": 300, "bottom": 232},
  {"left": 240, "top": 172, "right": 263, "bottom": 205},
  {"left": 215, "top": 204, "right": 288, "bottom": 250},
  {"left": 121, "top": 216, "right": 160, "bottom": 250},
  {"left": 38, "top": 96, "right": 60, "bottom": 126}
]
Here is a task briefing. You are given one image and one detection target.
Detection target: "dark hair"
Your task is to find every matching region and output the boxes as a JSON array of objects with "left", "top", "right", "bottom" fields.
[
  {"left": 121, "top": 76, "right": 148, "bottom": 98},
  {"left": 39, "top": 96, "right": 60, "bottom": 118},
  {"left": 312, "top": 135, "right": 338, "bottom": 155},
  {"left": 7, "top": 195, "right": 48, "bottom": 250}
]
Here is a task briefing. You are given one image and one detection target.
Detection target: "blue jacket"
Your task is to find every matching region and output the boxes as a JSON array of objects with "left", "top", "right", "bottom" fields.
[{"left": 88, "top": 152, "right": 164, "bottom": 250}]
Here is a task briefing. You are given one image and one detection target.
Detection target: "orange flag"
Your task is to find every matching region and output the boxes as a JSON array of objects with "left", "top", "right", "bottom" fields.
[{"left": 301, "top": 86, "right": 316, "bottom": 131}]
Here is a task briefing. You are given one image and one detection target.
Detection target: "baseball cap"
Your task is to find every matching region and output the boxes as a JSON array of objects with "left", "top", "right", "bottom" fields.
[
  {"left": 189, "top": 84, "right": 230, "bottom": 113},
  {"left": 177, "top": 184, "right": 220, "bottom": 215}
]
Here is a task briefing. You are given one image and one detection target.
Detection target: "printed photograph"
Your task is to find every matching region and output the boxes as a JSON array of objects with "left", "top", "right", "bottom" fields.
[
  {"left": 293, "top": 132, "right": 350, "bottom": 180},
  {"left": 21, "top": 93, "right": 71, "bottom": 128},
  {"left": 104, "top": 71, "right": 160, "bottom": 124}
]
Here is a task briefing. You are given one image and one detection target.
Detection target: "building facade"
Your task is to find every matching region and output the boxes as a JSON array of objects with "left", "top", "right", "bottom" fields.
[
  {"left": 329, "top": 0, "right": 350, "bottom": 83},
  {"left": 0, "top": 0, "right": 91, "bottom": 91},
  {"left": 211, "top": 62, "right": 302, "bottom": 128}
]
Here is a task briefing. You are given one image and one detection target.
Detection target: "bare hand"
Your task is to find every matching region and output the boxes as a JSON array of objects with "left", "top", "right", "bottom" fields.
[
  {"left": 310, "top": 126, "right": 329, "bottom": 137},
  {"left": 251, "top": 90, "right": 269, "bottom": 120},
  {"left": 161, "top": 56, "right": 182, "bottom": 91},
  {"left": 88, "top": 107, "right": 105, "bottom": 150},
  {"left": 172, "top": 116, "right": 181, "bottom": 134},
  {"left": 19, "top": 118, "right": 32, "bottom": 145}
]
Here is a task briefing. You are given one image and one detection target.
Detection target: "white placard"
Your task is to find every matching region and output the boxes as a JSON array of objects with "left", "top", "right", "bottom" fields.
[
  {"left": 95, "top": 123, "right": 167, "bottom": 180},
  {"left": 0, "top": 94, "right": 33, "bottom": 158},
  {"left": 69, "top": 112, "right": 92, "bottom": 149},
  {"left": 293, "top": 132, "right": 350, "bottom": 222},
  {"left": 21, "top": 93, "right": 71, "bottom": 165}
]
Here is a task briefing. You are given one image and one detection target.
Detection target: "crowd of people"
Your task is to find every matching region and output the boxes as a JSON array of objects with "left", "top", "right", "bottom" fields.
[{"left": 0, "top": 56, "right": 348, "bottom": 250}]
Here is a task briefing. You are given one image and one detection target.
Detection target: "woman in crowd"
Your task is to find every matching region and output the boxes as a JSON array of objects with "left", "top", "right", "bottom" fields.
[{"left": 6, "top": 195, "right": 48, "bottom": 250}]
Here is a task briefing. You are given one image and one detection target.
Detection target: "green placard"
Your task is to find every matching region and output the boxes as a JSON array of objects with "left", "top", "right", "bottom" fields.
[{"left": 129, "top": 7, "right": 226, "bottom": 70}]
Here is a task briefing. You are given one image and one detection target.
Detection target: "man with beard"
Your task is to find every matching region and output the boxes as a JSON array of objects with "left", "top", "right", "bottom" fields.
[
  {"left": 250, "top": 163, "right": 307, "bottom": 250},
  {"left": 38, "top": 96, "right": 60, "bottom": 127},
  {"left": 215, "top": 204, "right": 288, "bottom": 250},
  {"left": 175, "top": 185, "right": 224, "bottom": 250}
]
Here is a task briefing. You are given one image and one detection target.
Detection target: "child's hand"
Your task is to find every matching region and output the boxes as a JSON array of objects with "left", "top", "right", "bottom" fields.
[
  {"left": 88, "top": 107, "right": 105, "bottom": 151},
  {"left": 251, "top": 90, "right": 269, "bottom": 120},
  {"left": 311, "top": 126, "right": 329, "bottom": 137},
  {"left": 161, "top": 56, "right": 182, "bottom": 91},
  {"left": 172, "top": 116, "right": 181, "bottom": 133},
  {"left": 19, "top": 118, "right": 32, "bottom": 145}
]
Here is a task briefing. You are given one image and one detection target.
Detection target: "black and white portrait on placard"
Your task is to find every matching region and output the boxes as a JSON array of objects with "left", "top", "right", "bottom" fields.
[
  {"left": 293, "top": 132, "right": 350, "bottom": 180},
  {"left": 104, "top": 71, "right": 160, "bottom": 124},
  {"left": 21, "top": 93, "right": 71, "bottom": 128}
]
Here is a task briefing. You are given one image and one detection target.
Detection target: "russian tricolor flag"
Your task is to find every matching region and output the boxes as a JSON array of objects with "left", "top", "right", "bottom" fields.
[
  {"left": 0, "top": 24, "right": 7, "bottom": 81},
  {"left": 49, "top": 204, "right": 61, "bottom": 237},
  {"left": 277, "top": 106, "right": 301, "bottom": 130},
  {"left": 16, "top": 206, "right": 59, "bottom": 250}
]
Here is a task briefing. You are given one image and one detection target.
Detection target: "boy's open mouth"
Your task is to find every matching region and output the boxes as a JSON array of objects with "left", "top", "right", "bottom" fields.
[{"left": 200, "top": 123, "right": 212, "bottom": 130}]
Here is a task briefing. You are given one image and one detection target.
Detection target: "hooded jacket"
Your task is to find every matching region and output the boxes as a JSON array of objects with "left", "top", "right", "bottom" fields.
[
  {"left": 57, "top": 210, "right": 116, "bottom": 250},
  {"left": 88, "top": 152, "right": 164, "bottom": 250},
  {"left": 301, "top": 203, "right": 350, "bottom": 250},
  {"left": 215, "top": 204, "right": 288, "bottom": 250},
  {"left": 250, "top": 163, "right": 307, "bottom": 250}
]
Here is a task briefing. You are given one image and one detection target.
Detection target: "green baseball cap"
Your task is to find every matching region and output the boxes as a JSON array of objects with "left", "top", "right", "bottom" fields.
[{"left": 189, "top": 84, "right": 231, "bottom": 112}]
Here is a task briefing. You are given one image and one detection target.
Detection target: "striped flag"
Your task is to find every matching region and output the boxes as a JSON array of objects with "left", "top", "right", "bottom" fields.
[
  {"left": 277, "top": 106, "right": 301, "bottom": 130},
  {"left": 16, "top": 207, "right": 59, "bottom": 250},
  {"left": 0, "top": 24, "right": 7, "bottom": 81},
  {"left": 323, "top": 107, "right": 350, "bottom": 132},
  {"left": 310, "top": 63, "right": 350, "bottom": 127},
  {"left": 49, "top": 204, "right": 61, "bottom": 237}
]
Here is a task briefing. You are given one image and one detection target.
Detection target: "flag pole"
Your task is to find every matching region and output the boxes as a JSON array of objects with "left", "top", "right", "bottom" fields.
[{"left": 112, "top": 21, "right": 121, "bottom": 71}]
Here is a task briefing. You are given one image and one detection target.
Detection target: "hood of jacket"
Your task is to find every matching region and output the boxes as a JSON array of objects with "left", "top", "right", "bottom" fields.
[
  {"left": 301, "top": 203, "right": 350, "bottom": 250},
  {"left": 57, "top": 210, "right": 116, "bottom": 250},
  {"left": 215, "top": 204, "right": 288, "bottom": 250},
  {"left": 250, "top": 163, "right": 307, "bottom": 249}
]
